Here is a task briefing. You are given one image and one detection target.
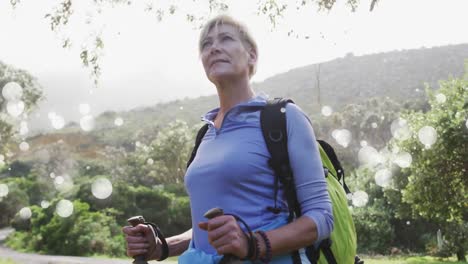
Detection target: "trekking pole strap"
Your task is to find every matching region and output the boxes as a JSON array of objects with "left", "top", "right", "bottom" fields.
[
  {"left": 144, "top": 222, "right": 169, "bottom": 261},
  {"left": 320, "top": 239, "right": 337, "bottom": 264},
  {"left": 292, "top": 250, "right": 302, "bottom": 264}
]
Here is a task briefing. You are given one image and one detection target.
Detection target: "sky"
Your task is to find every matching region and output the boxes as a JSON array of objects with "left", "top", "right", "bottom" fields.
[{"left": 1, "top": 0, "right": 468, "bottom": 131}]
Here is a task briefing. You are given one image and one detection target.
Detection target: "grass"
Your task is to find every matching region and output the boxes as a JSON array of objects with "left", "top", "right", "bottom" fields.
[
  {"left": 362, "top": 255, "right": 466, "bottom": 264},
  {"left": 1, "top": 255, "right": 466, "bottom": 264},
  {"left": 0, "top": 258, "right": 17, "bottom": 264},
  {"left": 69, "top": 255, "right": 468, "bottom": 263}
]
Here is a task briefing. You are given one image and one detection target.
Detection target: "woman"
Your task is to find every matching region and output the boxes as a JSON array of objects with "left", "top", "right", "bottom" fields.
[{"left": 122, "top": 15, "right": 333, "bottom": 263}]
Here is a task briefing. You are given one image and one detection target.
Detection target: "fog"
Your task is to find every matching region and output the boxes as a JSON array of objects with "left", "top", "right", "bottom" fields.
[{"left": 1, "top": 0, "right": 468, "bottom": 131}]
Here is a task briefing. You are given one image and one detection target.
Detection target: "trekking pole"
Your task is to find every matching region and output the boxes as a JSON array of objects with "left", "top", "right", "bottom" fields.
[
  {"left": 204, "top": 208, "right": 243, "bottom": 264},
  {"left": 127, "top": 216, "right": 149, "bottom": 264}
]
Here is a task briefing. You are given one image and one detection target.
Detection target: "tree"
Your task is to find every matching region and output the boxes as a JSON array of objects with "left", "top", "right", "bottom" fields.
[
  {"left": 7, "top": 200, "right": 125, "bottom": 256},
  {"left": 8, "top": 0, "right": 380, "bottom": 84},
  {"left": 347, "top": 167, "right": 396, "bottom": 254},
  {"left": 0, "top": 61, "right": 43, "bottom": 158},
  {"left": 149, "top": 120, "right": 195, "bottom": 184},
  {"left": 390, "top": 69, "right": 468, "bottom": 261},
  {"left": 313, "top": 96, "right": 418, "bottom": 169},
  {"left": 123, "top": 120, "right": 195, "bottom": 185},
  {"left": 0, "top": 178, "right": 29, "bottom": 227}
]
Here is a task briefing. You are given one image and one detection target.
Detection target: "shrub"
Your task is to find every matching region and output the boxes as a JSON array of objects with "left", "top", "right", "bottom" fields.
[{"left": 7, "top": 200, "right": 126, "bottom": 257}]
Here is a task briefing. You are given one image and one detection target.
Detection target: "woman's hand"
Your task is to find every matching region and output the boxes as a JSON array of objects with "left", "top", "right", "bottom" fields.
[
  {"left": 122, "top": 224, "right": 162, "bottom": 261},
  {"left": 198, "top": 215, "right": 249, "bottom": 259}
]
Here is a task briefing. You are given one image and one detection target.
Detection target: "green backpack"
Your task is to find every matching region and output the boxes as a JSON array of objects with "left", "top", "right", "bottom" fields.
[
  {"left": 188, "top": 98, "right": 360, "bottom": 264},
  {"left": 260, "top": 98, "right": 358, "bottom": 264}
]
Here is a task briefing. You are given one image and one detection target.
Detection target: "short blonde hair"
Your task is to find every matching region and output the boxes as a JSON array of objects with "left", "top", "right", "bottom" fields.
[{"left": 199, "top": 15, "right": 258, "bottom": 78}]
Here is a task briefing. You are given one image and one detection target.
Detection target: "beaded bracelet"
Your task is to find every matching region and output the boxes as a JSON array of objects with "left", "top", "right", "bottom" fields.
[
  {"left": 255, "top": 230, "right": 272, "bottom": 263},
  {"left": 253, "top": 233, "right": 261, "bottom": 261},
  {"left": 244, "top": 231, "right": 256, "bottom": 260}
]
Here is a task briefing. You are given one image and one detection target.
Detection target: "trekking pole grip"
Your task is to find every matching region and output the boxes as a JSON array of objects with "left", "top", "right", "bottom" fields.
[
  {"left": 204, "top": 208, "right": 243, "bottom": 264},
  {"left": 127, "top": 216, "right": 149, "bottom": 264}
]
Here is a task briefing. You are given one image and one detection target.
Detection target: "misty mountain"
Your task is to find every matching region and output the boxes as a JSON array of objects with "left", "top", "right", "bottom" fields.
[
  {"left": 254, "top": 43, "right": 468, "bottom": 115},
  {"left": 23, "top": 43, "right": 468, "bottom": 154},
  {"left": 100, "top": 43, "right": 468, "bottom": 126}
]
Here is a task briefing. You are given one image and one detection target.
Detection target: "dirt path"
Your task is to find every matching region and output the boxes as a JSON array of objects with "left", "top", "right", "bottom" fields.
[{"left": 0, "top": 228, "right": 177, "bottom": 264}]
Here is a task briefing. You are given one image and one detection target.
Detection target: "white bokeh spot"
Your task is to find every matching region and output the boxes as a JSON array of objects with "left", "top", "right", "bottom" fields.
[
  {"left": 6, "top": 101, "right": 25, "bottom": 117},
  {"left": 19, "top": 141, "right": 30, "bottom": 152},
  {"left": 41, "top": 200, "right": 50, "bottom": 209},
  {"left": 375, "top": 168, "right": 393, "bottom": 188},
  {"left": 358, "top": 146, "right": 382, "bottom": 167},
  {"left": 394, "top": 151, "right": 412, "bottom": 168},
  {"left": 80, "top": 115, "right": 95, "bottom": 131},
  {"left": 19, "top": 121, "right": 29, "bottom": 136},
  {"left": 19, "top": 207, "right": 32, "bottom": 220},
  {"left": 49, "top": 112, "right": 65, "bottom": 130},
  {"left": 91, "top": 178, "right": 113, "bottom": 199},
  {"left": 435, "top": 93, "right": 446, "bottom": 103},
  {"left": 0, "top": 184, "right": 9, "bottom": 197},
  {"left": 418, "top": 126, "right": 437, "bottom": 148},
  {"left": 352, "top": 191, "right": 369, "bottom": 207},
  {"left": 56, "top": 199, "right": 74, "bottom": 218},
  {"left": 391, "top": 118, "right": 411, "bottom": 141},
  {"left": 321, "top": 106, "right": 333, "bottom": 116},
  {"left": 2, "top": 82, "right": 23, "bottom": 101},
  {"left": 332, "top": 129, "right": 352, "bottom": 148},
  {"left": 114, "top": 117, "right": 124, "bottom": 127}
]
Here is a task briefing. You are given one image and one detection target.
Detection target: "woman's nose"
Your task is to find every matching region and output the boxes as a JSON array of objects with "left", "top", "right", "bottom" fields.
[{"left": 209, "top": 40, "right": 221, "bottom": 54}]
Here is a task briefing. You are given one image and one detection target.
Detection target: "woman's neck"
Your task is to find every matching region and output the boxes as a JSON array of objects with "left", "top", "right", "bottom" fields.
[{"left": 215, "top": 77, "right": 255, "bottom": 115}]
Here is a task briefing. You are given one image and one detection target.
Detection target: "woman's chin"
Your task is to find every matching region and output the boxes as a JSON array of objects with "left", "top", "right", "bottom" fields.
[
  {"left": 208, "top": 71, "right": 234, "bottom": 83},
  {"left": 208, "top": 71, "right": 242, "bottom": 83}
]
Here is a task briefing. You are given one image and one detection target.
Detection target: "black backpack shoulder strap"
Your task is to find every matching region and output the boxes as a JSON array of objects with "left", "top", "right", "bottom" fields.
[
  {"left": 260, "top": 97, "right": 293, "bottom": 167},
  {"left": 260, "top": 98, "right": 299, "bottom": 216},
  {"left": 260, "top": 98, "right": 302, "bottom": 264},
  {"left": 186, "top": 123, "right": 209, "bottom": 169}
]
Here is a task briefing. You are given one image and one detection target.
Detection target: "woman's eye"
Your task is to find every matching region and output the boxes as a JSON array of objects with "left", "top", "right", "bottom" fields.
[
  {"left": 222, "top": 36, "right": 233, "bottom": 41},
  {"left": 202, "top": 41, "right": 212, "bottom": 49}
]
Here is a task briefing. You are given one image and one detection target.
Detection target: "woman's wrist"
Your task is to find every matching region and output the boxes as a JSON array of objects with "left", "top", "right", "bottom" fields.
[
  {"left": 166, "top": 237, "right": 189, "bottom": 257},
  {"left": 166, "top": 230, "right": 192, "bottom": 257}
]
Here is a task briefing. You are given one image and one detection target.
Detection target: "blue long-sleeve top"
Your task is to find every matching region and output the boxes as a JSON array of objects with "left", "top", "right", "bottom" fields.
[{"left": 184, "top": 95, "right": 333, "bottom": 255}]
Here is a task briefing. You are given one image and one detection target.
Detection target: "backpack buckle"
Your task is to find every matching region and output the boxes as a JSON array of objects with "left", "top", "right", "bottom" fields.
[{"left": 268, "top": 130, "right": 283, "bottom": 142}]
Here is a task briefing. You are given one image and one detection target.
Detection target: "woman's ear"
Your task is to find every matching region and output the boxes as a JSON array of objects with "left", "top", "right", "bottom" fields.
[{"left": 248, "top": 48, "right": 258, "bottom": 65}]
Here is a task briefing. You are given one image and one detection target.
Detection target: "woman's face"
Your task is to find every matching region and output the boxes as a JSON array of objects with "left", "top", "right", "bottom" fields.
[{"left": 200, "top": 24, "right": 256, "bottom": 84}]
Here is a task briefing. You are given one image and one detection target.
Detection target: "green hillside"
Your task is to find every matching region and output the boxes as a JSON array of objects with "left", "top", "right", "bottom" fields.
[{"left": 15, "top": 43, "right": 468, "bottom": 156}]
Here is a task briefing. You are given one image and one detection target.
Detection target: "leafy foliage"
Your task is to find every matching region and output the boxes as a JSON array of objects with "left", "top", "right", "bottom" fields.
[
  {"left": 348, "top": 167, "right": 395, "bottom": 253},
  {"left": 7, "top": 200, "right": 125, "bottom": 256},
  {"left": 3, "top": 178, "right": 191, "bottom": 256},
  {"left": 0, "top": 179, "right": 29, "bottom": 227},
  {"left": 119, "top": 120, "right": 197, "bottom": 185},
  {"left": 388, "top": 74, "right": 468, "bottom": 260},
  {"left": 394, "top": 78, "right": 467, "bottom": 224},
  {"left": 0, "top": 61, "right": 43, "bottom": 154},
  {"left": 348, "top": 167, "right": 437, "bottom": 254}
]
